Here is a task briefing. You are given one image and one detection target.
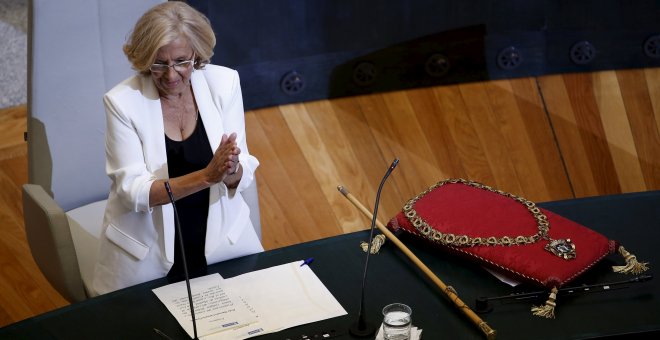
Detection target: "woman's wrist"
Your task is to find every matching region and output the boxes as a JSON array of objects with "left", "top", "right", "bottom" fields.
[{"left": 224, "top": 162, "right": 241, "bottom": 188}]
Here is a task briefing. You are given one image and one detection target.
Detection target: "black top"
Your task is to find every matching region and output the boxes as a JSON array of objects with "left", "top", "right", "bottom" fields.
[{"left": 165, "top": 113, "right": 213, "bottom": 282}]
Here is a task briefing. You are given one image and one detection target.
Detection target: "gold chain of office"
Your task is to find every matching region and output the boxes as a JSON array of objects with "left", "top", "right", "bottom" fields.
[{"left": 403, "top": 178, "right": 577, "bottom": 260}]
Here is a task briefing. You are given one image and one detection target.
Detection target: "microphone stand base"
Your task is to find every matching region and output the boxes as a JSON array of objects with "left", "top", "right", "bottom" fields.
[{"left": 349, "top": 322, "right": 377, "bottom": 338}]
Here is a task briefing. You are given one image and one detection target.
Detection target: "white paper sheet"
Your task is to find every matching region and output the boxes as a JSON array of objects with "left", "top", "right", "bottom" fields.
[
  {"left": 153, "top": 261, "right": 347, "bottom": 340},
  {"left": 153, "top": 273, "right": 258, "bottom": 338}
]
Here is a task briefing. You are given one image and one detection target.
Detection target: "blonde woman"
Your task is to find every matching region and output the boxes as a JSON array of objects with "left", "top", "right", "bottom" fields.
[{"left": 93, "top": 1, "right": 263, "bottom": 295}]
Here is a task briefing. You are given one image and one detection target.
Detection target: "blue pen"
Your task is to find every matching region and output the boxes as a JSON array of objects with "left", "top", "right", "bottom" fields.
[{"left": 300, "top": 257, "right": 314, "bottom": 267}]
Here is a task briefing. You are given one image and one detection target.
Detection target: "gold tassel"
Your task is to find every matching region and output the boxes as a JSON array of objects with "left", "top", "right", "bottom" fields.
[
  {"left": 612, "top": 246, "right": 650, "bottom": 275},
  {"left": 360, "top": 234, "right": 386, "bottom": 254},
  {"left": 531, "top": 287, "right": 558, "bottom": 319}
]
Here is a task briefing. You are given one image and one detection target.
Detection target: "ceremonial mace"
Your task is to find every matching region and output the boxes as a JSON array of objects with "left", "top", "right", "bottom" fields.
[{"left": 338, "top": 185, "right": 497, "bottom": 340}]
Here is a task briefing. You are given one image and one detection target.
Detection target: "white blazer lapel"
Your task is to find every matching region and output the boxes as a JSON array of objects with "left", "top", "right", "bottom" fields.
[
  {"left": 191, "top": 69, "right": 227, "bottom": 256},
  {"left": 192, "top": 69, "right": 224, "bottom": 150},
  {"left": 140, "top": 76, "right": 175, "bottom": 264}
]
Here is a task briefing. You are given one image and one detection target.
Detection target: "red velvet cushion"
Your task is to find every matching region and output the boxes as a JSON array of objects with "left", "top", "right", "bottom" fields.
[{"left": 387, "top": 179, "right": 617, "bottom": 288}]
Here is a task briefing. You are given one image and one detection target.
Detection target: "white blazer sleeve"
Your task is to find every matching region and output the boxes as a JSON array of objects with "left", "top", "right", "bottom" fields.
[
  {"left": 104, "top": 81, "right": 157, "bottom": 213},
  {"left": 214, "top": 69, "right": 259, "bottom": 194}
]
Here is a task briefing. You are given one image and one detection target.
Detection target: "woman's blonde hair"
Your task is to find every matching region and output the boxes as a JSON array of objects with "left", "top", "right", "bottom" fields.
[{"left": 123, "top": 1, "right": 216, "bottom": 75}]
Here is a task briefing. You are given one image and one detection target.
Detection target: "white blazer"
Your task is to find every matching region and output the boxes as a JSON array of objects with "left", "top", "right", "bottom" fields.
[{"left": 92, "top": 65, "right": 263, "bottom": 295}]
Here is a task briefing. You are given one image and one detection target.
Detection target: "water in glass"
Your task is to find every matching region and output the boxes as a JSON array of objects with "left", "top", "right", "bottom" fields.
[{"left": 382, "top": 304, "right": 412, "bottom": 340}]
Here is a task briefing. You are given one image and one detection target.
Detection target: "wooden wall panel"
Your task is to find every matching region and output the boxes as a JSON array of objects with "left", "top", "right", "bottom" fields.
[
  {"left": 617, "top": 70, "right": 660, "bottom": 189},
  {"left": 249, "top": 77, "right": 579, "bottom": 248},
  {"left": 539, "top": 69, "right": 660, "bottom": 197},
  {"left": 432, "top": 85, "right": 494, "bottom": 184},
  {"left": 406, "top": 87, "right": 466, "bottom": 180},
  {"left": 246, "top": 107, "right": 343, "bottom": 249},
  {"left": 509, "top": 78, "right": 574, "bottom": 200},
  {"left": 280, "top": 101, "right": 368, "bottom": 233},
  {"left": 252, "top": 68, "right": 659, "bottom": 250},
  {"left": 461, "top": 82, "right": 525, "bottom": 194},
  {"left": 539, "top": 75, "right": 608, "bottom": 196},
  {"left": 329, "top": 97, "right": 404, "bottom": 220},
  {"left": 592, "top": 71, "right": 646, "bottom": 193},
  {"left": 566, "top": 73, "right": 622, "bottom": 194},
  {"left": 645, "top": 68, "right": 660, "bottom": 137}
]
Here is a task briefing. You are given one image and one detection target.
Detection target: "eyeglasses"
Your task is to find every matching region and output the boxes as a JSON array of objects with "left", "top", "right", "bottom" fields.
[{"left": 149, "top": 57, "right": 195, "bottom": 74}]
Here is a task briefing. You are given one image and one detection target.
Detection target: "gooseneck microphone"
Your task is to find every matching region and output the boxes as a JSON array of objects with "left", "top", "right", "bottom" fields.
[
  {"left": 164, "top": 181, "right": 199, "bottom": 340},
  {"left": 349, "top": 158, "right": 399, "bottom": 337}
]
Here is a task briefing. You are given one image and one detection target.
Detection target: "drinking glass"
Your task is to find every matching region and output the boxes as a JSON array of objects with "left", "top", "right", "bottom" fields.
[{"left": 382, "top": 303, "right": 412, "bottom": 340}]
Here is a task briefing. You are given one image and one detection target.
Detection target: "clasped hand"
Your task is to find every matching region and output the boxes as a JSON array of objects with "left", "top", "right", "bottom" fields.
[{"left": 205, "top": 132, "right": 240, "bottom": 184}]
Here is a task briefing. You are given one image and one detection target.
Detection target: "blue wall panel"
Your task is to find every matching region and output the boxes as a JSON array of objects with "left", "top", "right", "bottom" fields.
[{"left": 187, "top": 0, "right": 660, "bottom": 110}]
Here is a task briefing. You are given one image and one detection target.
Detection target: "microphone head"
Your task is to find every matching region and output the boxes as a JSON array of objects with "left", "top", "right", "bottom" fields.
[{"left": 390, "top": 158, "right": 399, "bottom": 170}]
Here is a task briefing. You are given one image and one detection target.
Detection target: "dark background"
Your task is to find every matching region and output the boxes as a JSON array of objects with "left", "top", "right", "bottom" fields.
[{"left": 187, "top": 0, "right": 660, "bottom": 110}]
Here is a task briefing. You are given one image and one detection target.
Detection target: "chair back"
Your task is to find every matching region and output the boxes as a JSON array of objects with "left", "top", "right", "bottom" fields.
[
  {"left": 28, "top": 0, "right": 163, "bottom": 210},
  {"left": 25, "top": 0, "right": 165, "bottom": 301}
]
